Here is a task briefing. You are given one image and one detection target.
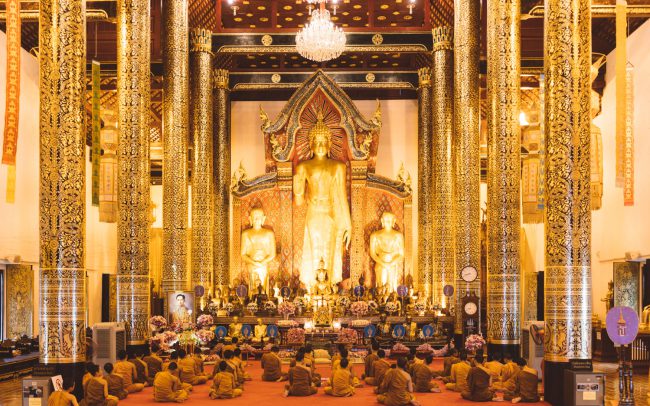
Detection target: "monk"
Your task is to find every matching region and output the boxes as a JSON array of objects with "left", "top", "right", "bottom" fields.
[
  {"left": 324, "top": 358, "right": 355, "bottom": 397},
  {"left": 493, "top": 353, "right": 521, "bottom": 392},
  {"left": 209, "top": 361, "right": 243, "bottom": 399},
  {"left": 233, "top": 348, "right": 252, "bottom": 381},
  {"left": 48, "top": 377, "right": 79, "bottom": 406},
  {"left": 365, "top": 349, "right": 391, "bottom": 386},
  {"left": 178, "top": 349, "right": 208, "bottom": 385},
  {"left": 82, "top": 363, "right": 118, "bottom": 406},
  {"left": 113, "top": 350, "right": 144, "bottom": 393},
  {"left": 191, "top": 348, "right": 204, "bottom": 374},
  {"left": 144, "top": 345, "right": 164, "bottom": 383},
  {"left": 461, "top": 353, "right": 493, "bottom": 402},
  {"left": 163, "top": 352, "right": 193, "bottom": 393},
  {"left": 331, "top": 343, "right": 346, "bottom": 368},
  {"left": 433, "top": 348, "right": 460, "bottom": 382},
  {"left": 153, "top": 362, "right": 189, "bottom": 403},
  {"left": 261, "top": 346, "right": 287, "bottom": 382},
  {"left": 445, "top": 351, "right": 472, "bottom": 393},
  {"left": 376, "top": 357, "right": 417, "bottom": 406},
  {"left": 222, "top": 337, "right": 238, "bottom": 354},
  {"left": 284, "top": 352, "right": 318, "bottom": 397},
  {"left": 303, "top": 343, "right": 322, "bottom": 386},
  {"left": 223, "top": 350, "right": 243, "bottom": 388},
  {"left": 130, "top": 351, "right": 151, "bottom": 386},
  {"left": 104, "top": 363, "right": 128, "bottom": 400},
  {"left": 411, "top": 355, "right": 440, "bottom": 393},
  {"left": 332, "top": 348, "right": 361, "bottom": 387},
  {"left": 484, "top": 353, "right": 503, "bottom": 381},
  {"left": 362, "top": 342, "right": 380, "bottom": 380},
  {"left": 503, "top": 358, "right": 540, "bottom": 403}
]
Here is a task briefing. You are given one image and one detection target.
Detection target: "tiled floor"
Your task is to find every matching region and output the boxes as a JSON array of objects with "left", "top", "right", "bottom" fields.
[{"left": 0, "top": 362, "right": 647, "bottom": 406}]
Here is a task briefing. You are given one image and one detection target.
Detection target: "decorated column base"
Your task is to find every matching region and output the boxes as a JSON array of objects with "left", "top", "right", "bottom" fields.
[
  {"left": 487, "top": 343, "right": 520, "bottom": 361},
  {"left": 543, "top": 361, "right": 571, "bottom": 406}
]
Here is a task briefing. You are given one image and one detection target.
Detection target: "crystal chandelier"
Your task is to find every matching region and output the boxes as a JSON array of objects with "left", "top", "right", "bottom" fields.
[{"left": 296, "top": 0, "right": 346, "bottom": 62}]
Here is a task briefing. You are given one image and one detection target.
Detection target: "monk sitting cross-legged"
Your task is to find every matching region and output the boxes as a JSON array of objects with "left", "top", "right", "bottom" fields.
[
  {"left": 283, "top": 352, "right": 318, "bottom": 397},
  {"left": 104, "top": 363, "right": 128, "bottom": 400},
  {"left": 113, "top": 350, "right": 144, "bottom": 394},
  {"left": 484, "top": 352, "right": 504, "bottom": 381},
  {"left": 82, "top": 363, "right": 118, "bottom": 406},
  {"left": 445, "top": 351, "right": 472, "bottom": 393},
  {"left": 209, "top": 361, "right": 243, "bottom": 399},
  {"left": 502, "top": 358, "right": 540, "bottom": 403},
  {"left": 143, "top": 345, "right": 164, "bottom": 384},
  {"left": 376, "top": 357, "right": 419, "bottom": 406},
  {"left": 177, "top": 349, "right": 208, "bottom": 386},
  {"left": 48, "top": 376, "right": 79, "bottom": 406},
  {"left": 433, "top": 348, "right": 460, "bottom": 383},
  {"left": 366, "top": 349, "right": 391, "bottom": 386},
  {"left": 411, "top": 355, "right": 441, "bottom": 393},
  {"left": 362, "top": 342, "right": 380, "bottom": 380},
  {"left": 222, "top": 350, "right": 244, "bottom": 389},
  {"left": 304, "top": 343, "right": 322, "bottom": 386},
  {"left": 324, "top": 357, "right": 355, "bottom": 397},
  {"left": 332, "top": 348, "right": 362, "bottom": 387},
  {"left": 261, "top": 346, "right": 288, "bottom": 382},
  {"left": 153, "top": 362, "right": 189, "bottom": 403},
  {"left": 492, "top": 353, "right": 521, "bottom": 393},
  {"left": 461, "top": 353, "right": 494, "bottom": 402},
  {"left": 163, "top": 352, "right": 193, "bottom": 393}
]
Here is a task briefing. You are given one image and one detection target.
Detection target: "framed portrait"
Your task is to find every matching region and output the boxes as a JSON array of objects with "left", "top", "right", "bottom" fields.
[{"left": 167, "top": 291, "right": 195, "bottom": 325}]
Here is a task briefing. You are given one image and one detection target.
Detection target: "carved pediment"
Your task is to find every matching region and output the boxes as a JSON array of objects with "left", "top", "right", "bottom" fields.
[{"left": 260, "top": 70, "right": 382, "bottom": 171}]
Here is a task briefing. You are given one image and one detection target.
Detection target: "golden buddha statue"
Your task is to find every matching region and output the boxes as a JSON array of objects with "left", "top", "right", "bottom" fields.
[
  {"left": 294, "top": 112, "right": 351, "bottom": 287},
  {"left": 641, "top": 305, "right": 650, "bottom": 331},
  {"left": 313, "top": 258, "right": 333, "bottom": 309},
  {"left": 369, "top": 212, "right": 404, "bottom": 293},
  {"left": 241, "top": 208, "right": 276, "bottom": 293},
  {"left": 229, "top": 316, "right": 242, "bottom": 339},
  {"left": 252, "top": 318, "right": 269, "bottom": 343}
]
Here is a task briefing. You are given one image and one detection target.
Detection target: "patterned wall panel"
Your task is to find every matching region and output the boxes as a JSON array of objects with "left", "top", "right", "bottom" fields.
[
  {"left": 613, "top": 261, "right": 641, "bottom": 315},
  {"left": 6, "top": 264, "right": 33, "bottom": 338}
]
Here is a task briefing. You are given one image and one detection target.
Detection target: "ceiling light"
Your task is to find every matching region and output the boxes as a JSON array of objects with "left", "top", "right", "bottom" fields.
[{"left": 296, "top": 0, "right": 346, "bottom": 62}]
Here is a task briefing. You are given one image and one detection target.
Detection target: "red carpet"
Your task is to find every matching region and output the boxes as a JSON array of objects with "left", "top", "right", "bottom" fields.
[{"left": 120, "top": 359, "right": 550, "bottom": 405}]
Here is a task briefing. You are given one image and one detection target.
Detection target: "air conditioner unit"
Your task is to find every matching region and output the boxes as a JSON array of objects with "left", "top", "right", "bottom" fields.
[
  {"left": 92, "top": 322, "right": 126, "bottom": 370},
  {"left": 522, "top": 321, "right": 544, "bottom": 377}
]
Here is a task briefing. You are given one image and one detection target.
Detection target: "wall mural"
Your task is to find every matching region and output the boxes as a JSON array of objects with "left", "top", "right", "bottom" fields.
[{"left": 6, "top": 264, "right": 33, "bottom": 338}]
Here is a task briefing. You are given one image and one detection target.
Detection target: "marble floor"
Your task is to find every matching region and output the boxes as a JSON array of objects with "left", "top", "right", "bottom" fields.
[{"left": 0, "top": 362, "right": 647, "bottom": 406}]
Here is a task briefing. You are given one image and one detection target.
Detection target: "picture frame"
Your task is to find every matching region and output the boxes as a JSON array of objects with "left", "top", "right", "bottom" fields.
[{"left": 167, "top": 291, "right": 195, "bottom": 325}]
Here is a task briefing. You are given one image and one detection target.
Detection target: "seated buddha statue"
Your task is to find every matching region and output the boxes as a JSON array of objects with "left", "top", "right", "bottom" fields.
[
  {"left": 252, "top": 318, "right": 269, "bottom": 344},
  {"left": 314, "top": 259, "right": 333, "bottom": 297},
  {"left": 253, "top": 284, "right": 268, "bottom": 308},
  {"left": 404, "top": 316, "right": 417, "bottom": 341},
  {"left": 228, "top": 316, "right": 242, "bottom": 339}
]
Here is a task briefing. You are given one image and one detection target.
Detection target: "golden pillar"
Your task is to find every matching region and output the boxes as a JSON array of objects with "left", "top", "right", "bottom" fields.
[
  {"left": 417, "top": 67, "right": 433, "bottom": 299},
  {"left": 453, "top": 0, "right": 481, "bottom": 335},
  {"left": 213, "top": 69, "right": 230, "bottom": 289},
  {"left": 116, "top": 0, "right": 150, "bottom": 345},
  {"left": 162, "top": 0, "right": 189, "bottom": 293},
  {"left": 39, "top": 0, "right": 87, "bottom": 377},
  {"left": 486, "top": 0, "right": 521, "bottom": 352},
  {"left": 432, "top": 27, "right": 455, "bottom": 307},
  {"left": 543, "top": 0, "right": 591, "bottom": 399},
  {"left": 190, "top": 28, "right": 214, "bottom": 293}
]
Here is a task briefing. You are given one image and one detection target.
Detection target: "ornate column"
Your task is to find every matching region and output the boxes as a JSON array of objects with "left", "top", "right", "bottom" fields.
[
  {"left": 190, "top": 28, "right": 214, "bottom": 295},
  {"left": 417, "top": 67, "right": 433, "bottom": 299},
  {"left": 162, "top": 0, "right": 189, "bottom": 293},
  {"left": 543, "top": 0, "right": 592, "bottom": 402},
  {"left": 453, "top": 0, "right": 481, "bottom": 336},
  {"left": 116, "top": 0, "right": 150, "bottom": 346},
  {"left": 350, "top": 161, "right": 368, "bottom": 287},
  {"left": 39, "top": 0, "right": 87, "bottom": 390},
  {"left": 213, "top": 69, "right": 231, "bottom": 290},
  {"left": 432, "top": 27, "right": 455, "bottom": 308},
  {"left": 486, "top": 0, "right": 521, "bottom": 355}
]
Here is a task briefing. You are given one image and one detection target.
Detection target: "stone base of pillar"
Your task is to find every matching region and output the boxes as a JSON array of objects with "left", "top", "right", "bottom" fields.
[
  {"left": 38, "top": 362, "right": 86, "bottom": 400},
  {"left": 487, "top": 343, "right": 520, "bottom": 359},
  {"left": 543, "top": 360, "right": 571, "bottom": 406}
]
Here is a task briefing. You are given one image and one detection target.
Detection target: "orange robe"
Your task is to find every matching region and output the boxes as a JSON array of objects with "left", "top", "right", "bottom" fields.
[
  {"left": 461, "top": 365, "right": 493, "bottom": 402},
  {"left": 376, "top": 368, "right": 415, "bottom": 406},
  {"left": 286, "top": 364, "right": 317, "bottom": 396},
  {"left": 365, "top": 358, "right": 391, "bottom": 386},
  {"left": 324, "top": 368, "right": 355, "bottom": 397},
  {"left": 411, "top": 363, "right": 437, "bottom": 392},
  {"left": 261, "top": 352, "right": 285, "bottom": 381}
]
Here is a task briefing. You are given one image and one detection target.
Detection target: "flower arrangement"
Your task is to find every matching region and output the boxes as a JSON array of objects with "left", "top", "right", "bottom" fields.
[
  {"left": 336, "top": 296, "right": 351, "bottom": 309},
  {"left": 385, "top": 302, "right": 399, "bottom": 314},
  {"left": 168, "top": 322, "right": 182, "bottom": 333},
  {"left": 416, "top": 343, "right": 433, "bottom": 353},
  {"left": 150, "top": 331, "right": 178, "bottom": 351},
  {"left": 195, "top": 329, "right": 215, "bottom": 344},
  {"left": 263, "top": 301, "right": 277, "bottom": 312},
  {"left": 179, "top": 330, "right": 198, "bottom": 346},
  {"left": 278, "top": 301, "right": 296, "bottom": 317},
  {"left": 432, "top": 342, "right": 454, "bottom": 357},
  {"left": 413, "top": 302, "right": 427, "bottom": 314},
  {"left": 246, "top": 302, "right": 259, "bottom": 314},
  {"left": 277, "top": 319, "right": 298, "bottom": 327},
  {"left": 350, "top": 301, "right": 369, "bottom": 317},
  {"left": 392, "top": 342, "right": 409, "bottom": 352},
  {"left": 149, "top": 315, "right": 167, "bottom": 330},
  {"left": 293, "top": 296, "right": 307, "bottom": 309},
  {"left": 465, "top": 334, "right": 486, "bottom": 352},
  {"left": 286, "top": 327, "right": 305, "bottom": 344},
  {"left": 196, "top": 314, "right": 214, "bottom": 328},
  {"left": 337, "top": 328, "right": 358, "bottom": 344},
  {"left": 180, "top": 321, "right": 196, "bottom": 331},
  {"left": 223, "top": 302, "right": 235, "bottom": 314}
]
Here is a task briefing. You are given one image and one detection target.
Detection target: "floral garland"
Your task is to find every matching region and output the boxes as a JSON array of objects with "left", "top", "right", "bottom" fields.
[
  {"left": 385, "top": 302, "right": 399, "bottom": 314},
  {"left": 263, "top": 301, "right": 277, "bottom": 312},
  {"left": 392, "top": 342, "right": 409, "bottom": 352},
  {"left": 149, "top": 331, "right": 178, "bottom": 351},
  {"left": 148, "top": 315, "right": 167, "bottom": 330},
  {"left": 350, "top": 301, "right": 369, "bottom": 317},
  {"left": 416, "top": 343, "right": 433, "bottom": 352},
  {"left": 413, "top": 302, "right": 427, "bottom": 313},
  {"left": 246, "top": 302, "right": 259, "bottom": 314},
  {"left": 286, "top": 327, "right": 305, "bottom": 344},
  {"left": 278, "top": 301, "right": 296, "bottom": 317},
  {"left": 465, "top": 334, "right": 486, "bottom": 352},
  {"left": 338, "top": 328, "right": 358, "bottom": 344},
  {"left": 195, "top": 329, "right": 215, "bottom": 344},
  {"left": 196, "top": 314, "right": 214, "bottom": 328}
]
